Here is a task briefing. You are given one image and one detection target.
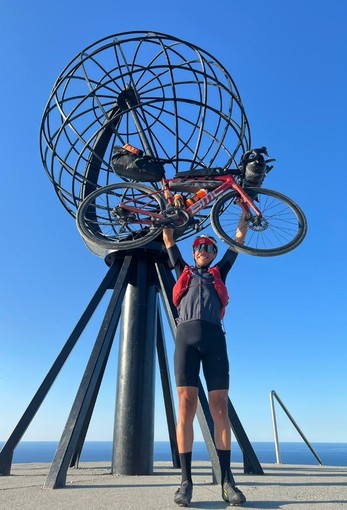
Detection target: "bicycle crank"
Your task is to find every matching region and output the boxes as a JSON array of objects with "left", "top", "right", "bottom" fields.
[{"left": 156, "top": 207, "right": 191, "bottom": 228}]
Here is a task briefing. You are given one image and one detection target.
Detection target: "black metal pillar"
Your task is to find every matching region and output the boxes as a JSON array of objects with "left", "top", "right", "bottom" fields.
[
  {"left": 228, "top": 400, "right": 264, "bottom": 474},
  {"left": 156, "top": 307, "right": 180, "bottom": 468},
  {"left": 44, "top": 256, "right": 132, "bottom": 488},
  {"left": 112, "top": 255, "right": 158, "bottom": 475}
]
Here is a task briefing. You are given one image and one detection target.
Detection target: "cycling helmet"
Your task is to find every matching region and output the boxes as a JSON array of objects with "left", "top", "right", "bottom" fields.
[{"left": 192, "top": 234, "right": 218, "bottom": 254}]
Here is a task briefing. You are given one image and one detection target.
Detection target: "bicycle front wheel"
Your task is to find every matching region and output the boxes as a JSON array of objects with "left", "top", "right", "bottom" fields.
[
  {"left": 76, "top": 183, "right": 165, "bottom": 251},
  {"left": 211, "top": 188, "right": 307, "bottom": 257}
]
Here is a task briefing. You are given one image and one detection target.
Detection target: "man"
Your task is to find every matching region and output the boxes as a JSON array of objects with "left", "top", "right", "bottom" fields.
[{"left": 162, "top": 217, "right": 248, "bottom": 507}]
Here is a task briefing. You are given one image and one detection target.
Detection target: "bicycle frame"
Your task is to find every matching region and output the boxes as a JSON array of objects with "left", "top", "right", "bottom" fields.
[
  {"left": 164, "top": 174, "right": 262, "bottom": 218},
  {"left": 118, "top": 173, "right": 262, "bottom": 226}
]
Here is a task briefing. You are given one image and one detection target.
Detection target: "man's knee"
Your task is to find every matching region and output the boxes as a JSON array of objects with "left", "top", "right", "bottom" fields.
[{"left": 208, "top": 390, "right": 229, "bottom": 419}]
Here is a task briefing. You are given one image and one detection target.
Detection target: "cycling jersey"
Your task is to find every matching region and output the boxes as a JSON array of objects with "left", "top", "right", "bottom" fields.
[{"left": 167, "top": 245, "right": 237, "bottom": 326}]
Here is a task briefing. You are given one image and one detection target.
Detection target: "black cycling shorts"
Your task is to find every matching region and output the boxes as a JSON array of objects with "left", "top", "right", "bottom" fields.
[{"left": 174, "top": 320, "right": 229, "bottom": 391}]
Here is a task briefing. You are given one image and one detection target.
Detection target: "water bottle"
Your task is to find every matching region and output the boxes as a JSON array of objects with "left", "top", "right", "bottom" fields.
[{"left": 186, "top": 189, "right": 207, "bottom": 206}]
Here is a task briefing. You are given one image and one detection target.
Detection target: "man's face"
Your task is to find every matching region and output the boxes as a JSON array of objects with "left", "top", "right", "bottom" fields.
[{"left": 193, "top": 245, "right": 217, "bottom": 267}]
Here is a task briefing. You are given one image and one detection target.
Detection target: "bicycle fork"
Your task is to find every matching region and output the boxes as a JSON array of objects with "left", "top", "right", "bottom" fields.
[{"left": 230, "top": 180, "right": 263, "bottom": 223}]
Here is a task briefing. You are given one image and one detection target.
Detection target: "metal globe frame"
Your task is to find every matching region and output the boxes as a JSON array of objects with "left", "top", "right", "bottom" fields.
[{"left": 40, "top": 31, "right": 251, "bottom": 251}]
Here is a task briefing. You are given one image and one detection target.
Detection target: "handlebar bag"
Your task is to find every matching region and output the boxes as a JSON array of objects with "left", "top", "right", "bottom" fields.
[{"left": 243, "top": 158, "right": 267, "bottom": 188}]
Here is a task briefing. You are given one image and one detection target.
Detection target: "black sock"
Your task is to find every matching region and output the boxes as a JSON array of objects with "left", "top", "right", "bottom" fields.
[
  {"left": 217, "top": 449, "right": 235, "bottom": 486},
  {"left": 179, "top": 452, "right": 192, "bottom": 483}
]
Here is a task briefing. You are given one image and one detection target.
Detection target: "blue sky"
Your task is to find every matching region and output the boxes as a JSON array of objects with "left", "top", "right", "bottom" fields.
[{"left": 1, "top": 0, "right": 346, "bottom": 451}]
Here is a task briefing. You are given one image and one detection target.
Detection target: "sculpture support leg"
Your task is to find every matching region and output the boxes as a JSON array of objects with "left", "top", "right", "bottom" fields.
[
  {"left": 44, "top": 256, "right": 132, "bottom": 488},
  {"left": 0, "top": 260, "right": 120, "bottom": 476},
  {"left": 156, "top": 307, "right": 180, "bottom": 468},
  {"left": 112, "top": 256, "right": 157, "bottom": 475}
]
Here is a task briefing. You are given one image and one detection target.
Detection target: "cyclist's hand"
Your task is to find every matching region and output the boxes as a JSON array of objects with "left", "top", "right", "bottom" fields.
[{"left": 162, "top": 227, "right": 176, "bottom": 248}]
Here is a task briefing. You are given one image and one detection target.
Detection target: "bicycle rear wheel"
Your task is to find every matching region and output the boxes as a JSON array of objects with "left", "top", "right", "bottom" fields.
[
  {"left": 76, "top": 183, "right": 165, "bottom": 251},
  {"left": 211, "top": 188, "right": 307, "bottom": 257}
]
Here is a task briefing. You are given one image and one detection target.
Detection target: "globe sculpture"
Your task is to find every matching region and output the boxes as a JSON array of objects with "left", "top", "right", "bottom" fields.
[
  {"left": 40, "top": 30, "right": 251, "bottom": 256},
  {"left": 0, "top": 32, "right": 262, "bottom": 489}
]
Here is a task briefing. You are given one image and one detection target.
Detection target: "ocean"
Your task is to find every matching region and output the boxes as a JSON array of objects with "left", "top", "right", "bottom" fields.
[{"left": 1, "top": 441, "right": 346, "bottom": 467}]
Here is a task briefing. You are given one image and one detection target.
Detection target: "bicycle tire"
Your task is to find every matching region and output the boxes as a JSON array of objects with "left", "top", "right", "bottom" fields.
[
  {"left": 76, "top": 183, "right": 165, "bottom": 251},
  {"left": 211, "top": 188, "right": 307, "bottom": 257}
]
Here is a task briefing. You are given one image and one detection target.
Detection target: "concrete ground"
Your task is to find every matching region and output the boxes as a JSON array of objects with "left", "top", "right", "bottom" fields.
[{"left": 1, "top": 461, "right": 346, "bottom": 510}]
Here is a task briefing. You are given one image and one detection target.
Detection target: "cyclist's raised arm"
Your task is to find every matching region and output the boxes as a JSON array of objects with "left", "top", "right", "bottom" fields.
[
  {"left": 162, "top": 228, "right": 186, "bottom": 278},
  {"left": 162, "top": 227, "right": 176, "bottom": 249}
]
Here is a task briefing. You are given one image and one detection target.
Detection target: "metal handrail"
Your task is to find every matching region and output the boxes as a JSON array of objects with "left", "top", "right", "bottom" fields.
[{"left": 269, "top": 390, "right": 323, "bottom": 465}]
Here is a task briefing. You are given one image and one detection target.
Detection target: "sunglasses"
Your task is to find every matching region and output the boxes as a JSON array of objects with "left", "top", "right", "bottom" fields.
[{"left": 193, "top": 243, "right": 217, "bottom": 253}]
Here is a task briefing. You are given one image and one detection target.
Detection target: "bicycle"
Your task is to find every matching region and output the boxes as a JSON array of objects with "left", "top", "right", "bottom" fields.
[{"left": 76, "top": 147, "right": 307, "bottom": 257}]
